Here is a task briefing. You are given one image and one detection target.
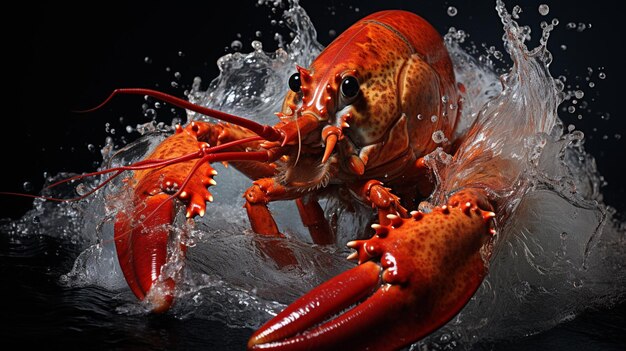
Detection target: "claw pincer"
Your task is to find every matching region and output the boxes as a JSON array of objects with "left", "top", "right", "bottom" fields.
[
  {"left": 249, "top": 193, "right": 495, "bottom": 350},
  {"left": 114, "top": 122, "right": 217, "bottom": 312}
]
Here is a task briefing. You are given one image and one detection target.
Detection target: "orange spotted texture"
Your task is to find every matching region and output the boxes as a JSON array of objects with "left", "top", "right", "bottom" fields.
[
  {"left": 292, "top": 10, "right": 461, "bottom": 175},
  {"left": 133, "top": 122, "right": 216, "bottom": 218},
  {"left": 348, "top": 195, "right": 493, "bottom": 350}
]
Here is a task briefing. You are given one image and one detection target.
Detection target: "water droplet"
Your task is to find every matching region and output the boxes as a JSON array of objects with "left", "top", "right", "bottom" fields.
[
  {"left": 23, "top": 181, "right": 33, "bottom": 192},
  {"left": 251, "top": 40, "right": 263, "bottom": 51},
  {"left": 598, "top": 72, "right": 606, "bottom": 79},
  {"left": 432, "top": 130, "right": 447, "bottom": 144},
  {"left": 588, "top": 82, "right": 595, "bottom": 88},
  {"left": 512, "top": 5, "right": 522, "bottom": 19},
  {"left": 174, "top": 72, "right": 181, "bottom": 80},
  {"left": 255, "top": 30, "right": 262, "bottom": 38},
  {"left": 560, "top": 231, "right": 568, "bottom": 239},
  {"left": 439, "top": 333, "right": 451, "bottom": 343},
  {"left": 447, "top": 6, "right": 458, "bottom": 17},
  {"left": 416, "top": 114, "right": 423, "bottom": 120},
  {"left": 230, "top": 40, "right": 243, "bottom": 51},
  {"left": 126, "top": 126, "right": 133, "bottom": 133},
  {"left": 145, "top": 108, "right": 156, "bottom": 119},
  {"left": 615, "top": 134, "right": 621, "bottom": 140},
  {"left": 32, "top": 216, "right": 40, "bottom": 224},
  {"left": 171, "top": 81, "right": 179, "bottom": 88},
  {"left": 87, "top": 144, "right": 96, "bottom": 152},
  {"left": 538, "top": 4, "right": 549, "bottom": 16},
  {"left": 567, "top": 106, "right": 576, "bottom": 113},
  {"left": 329, "top": 29, "right": 336, "bottom": 37},
  {"left": 574, "top": 90, "right": 584, "bottom": 99},
  {"left": 178, "top": 51, "right": 184, "bottom": 57},
  {"left": 560, "top": 44, "right": 567, "bottom": 50},
  {"left": 573, "top": 279, "right": 583, "bottom": 288},
  {"left": 75, "top": 183, "right": 89, "bottom": 196},
  {"left": 430, "top": 115, "right": 438, "bottom": 123},
  {"left": 566, "top": 22, "right": 577, "bottom": 29},
  {"left": 567, "top": 124, "right": 575, "bottom": 132},
  {"left": 577, "top": 23, "right": 587, "bottom": 32},
  {"left": 144, "top": 56, "right": 152, "bottom": 64}
]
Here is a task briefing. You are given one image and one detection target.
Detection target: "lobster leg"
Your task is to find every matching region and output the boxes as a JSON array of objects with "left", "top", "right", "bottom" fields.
[
  {"left": 249, "top": 189, "right": 495, "bottom": 350},
  {"left": 244, "top": 178, "right": 333, "bottom": 240},
  {"left": 243, "top": 178, "right": 338, "bottom": 266},
  {"left": 352, "top": 180, "right": 409, "bottom": 226},
  {"left": 295, "top": 195, "right": 334, "bottom": 245}
]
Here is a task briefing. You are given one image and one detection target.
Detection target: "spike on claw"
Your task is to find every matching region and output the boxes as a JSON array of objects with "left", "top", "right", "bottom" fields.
[
  {"left": 482, "top": 211, "right": 496, "bottom": 221},
  {"left": 250, "top": 195, "right": 494, "bottom": 350},
  {"left": 386, "top": 213, "right": 403, "bottom": 228}
]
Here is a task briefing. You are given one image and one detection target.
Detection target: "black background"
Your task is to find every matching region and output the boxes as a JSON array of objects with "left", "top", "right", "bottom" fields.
[{"left": 3, "top": 0, "right": 624, "bottom": 220}]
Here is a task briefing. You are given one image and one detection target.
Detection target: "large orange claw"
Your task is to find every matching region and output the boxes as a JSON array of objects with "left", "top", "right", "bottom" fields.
[
  {"left": 249, "top": 195, "right": 495, "bottom": 350},
  {"left": 114, "top": 122, "right": 217, "bottom": 312}
]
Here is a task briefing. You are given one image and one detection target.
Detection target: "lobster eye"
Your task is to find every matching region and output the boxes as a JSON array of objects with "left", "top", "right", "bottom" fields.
[
  {"left": 288, "top": 72, "right": 301, "bottom": 93},
  {"left": 340, "top": 76, "right": 360, "bottom": 99}
]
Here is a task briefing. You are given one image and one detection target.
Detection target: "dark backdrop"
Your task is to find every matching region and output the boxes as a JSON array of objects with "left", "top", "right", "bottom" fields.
[{"left": 4, "top": 0, "right": 624, "bottom": 219}]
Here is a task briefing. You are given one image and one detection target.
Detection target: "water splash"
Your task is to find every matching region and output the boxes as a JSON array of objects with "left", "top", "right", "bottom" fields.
[
  {"left": 2, "top": 0, "right": 624, "bottom": 349},
  {"left": 417, "top": 0, "right": 626, "bottom": 347}
]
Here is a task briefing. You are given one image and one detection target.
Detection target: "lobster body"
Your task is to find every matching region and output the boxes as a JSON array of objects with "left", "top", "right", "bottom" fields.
[
  {"left": 103, "top": 10, "right": 494, "bottom": 350},
  {"left": 278, "top": 10, "right": 461, "bottom": 188}
]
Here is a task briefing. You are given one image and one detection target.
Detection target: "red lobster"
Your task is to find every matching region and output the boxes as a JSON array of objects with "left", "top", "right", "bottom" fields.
[{"left": 89, "top": 10, "right": 496, "bottom": 350}]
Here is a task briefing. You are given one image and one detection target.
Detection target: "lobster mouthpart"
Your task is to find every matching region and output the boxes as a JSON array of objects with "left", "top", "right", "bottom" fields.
[{"left": 249, "top": 199, "right": 494, "bottom": 350}]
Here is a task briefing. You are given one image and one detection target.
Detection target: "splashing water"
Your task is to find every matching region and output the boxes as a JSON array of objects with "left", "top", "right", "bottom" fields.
[{"left": 2, "top": 0, "right": 625, "bottom": 349}]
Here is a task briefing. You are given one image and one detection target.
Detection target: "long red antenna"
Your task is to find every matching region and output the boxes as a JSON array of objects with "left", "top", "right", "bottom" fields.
[
  {"left": 77, "top": 88, "right": 283, "bottom": 142},
  {"left": 0, "top": 135, "right": 265, "bottom": 203}
]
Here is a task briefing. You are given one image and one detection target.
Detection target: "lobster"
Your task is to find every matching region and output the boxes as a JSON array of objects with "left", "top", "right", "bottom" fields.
[{"left": 84, "top": 10, "right": 497, "bottom": 350}]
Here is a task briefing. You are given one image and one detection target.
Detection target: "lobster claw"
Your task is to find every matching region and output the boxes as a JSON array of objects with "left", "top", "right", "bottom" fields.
[
  {"left": 113, "top": 123, "right": 217, "bottom": 312},
  {"left": 248, "top": 195, "right": 495, "bottom": 350},
  {"left": 114, "top": 192, "right": 179, "bottom": 313}
]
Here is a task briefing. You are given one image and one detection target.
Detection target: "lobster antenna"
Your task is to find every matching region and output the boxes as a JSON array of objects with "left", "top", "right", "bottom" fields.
[
  {"left": 76, "top": 88, "right": 283, "bottom": 143},
  {"left": 293, "top": 113, "right": 302, "bottom": 166},
  {"left": 0, "top": 136, "right": 264, "bottom": 204}
]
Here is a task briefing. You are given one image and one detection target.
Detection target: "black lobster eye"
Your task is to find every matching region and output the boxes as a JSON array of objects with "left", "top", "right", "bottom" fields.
[
  {"left": 288, "top": 72, "right": 301, "bottom": 93},
  {"left": 340, "top": 76, "right": 360, "bottom": 99}
]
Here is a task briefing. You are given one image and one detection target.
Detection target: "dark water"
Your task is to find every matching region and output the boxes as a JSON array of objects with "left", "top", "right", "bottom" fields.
[
  {"left": 1, "top": 233, "right": 252, "bottom": 350},
  {"left": 3, "top": 1, "right": 626, "bottom": 350},
  {"left": 3, "top": 232, "right": 625, "bottom": 350}
]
